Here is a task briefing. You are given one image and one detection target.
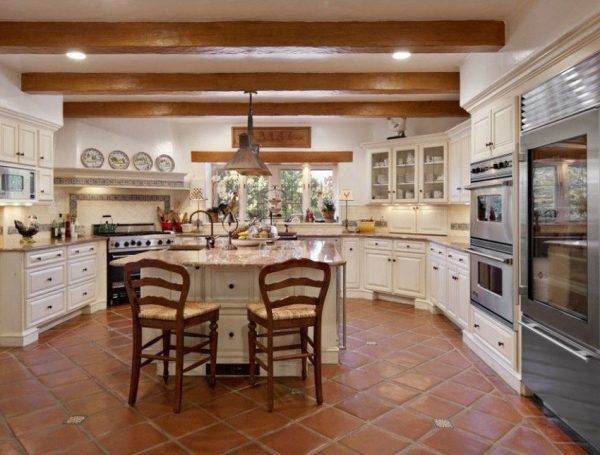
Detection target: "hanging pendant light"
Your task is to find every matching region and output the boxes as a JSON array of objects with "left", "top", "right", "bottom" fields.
[{"left": 225, "top": 91, "right": 271, "bottom": 176}]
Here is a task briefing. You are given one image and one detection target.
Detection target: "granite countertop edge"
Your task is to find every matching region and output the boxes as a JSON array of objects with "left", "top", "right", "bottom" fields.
[{"left": 0, "top": 236, "right": 107, "bottom": 252}]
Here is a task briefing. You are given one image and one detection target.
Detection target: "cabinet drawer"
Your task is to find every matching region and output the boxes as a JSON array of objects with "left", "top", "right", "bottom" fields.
[
  {"left": 364, "top": 238, "right": 392, "bottom": 250},
  {"left": 447, "top": 249, "right": 469, "bottom": 268},
  {"left": 28, "top": 290, "right": 66, "bottom": 327},
  {"left": 394, "top": 240, "right": 425, "bottom": 253},
  {"left": 208, "top": 268, "right": 255, "bottom": 303},
  {"left": 26, "top": 248, "right": 65, "bottom": 267},
  {"left": 68, "top": 258, "right": 97, "bottom": 283},
  {"left": 428, "top": 243, "right": 447, "bottom": 258},
  {"left": 68, "top": 280, "right": 96, "bottom": 310},
  {"left": 472, "top": 307, "right": 515, "bottom": 365},
  {"left": 68, "top": 243, "right": 98, "bottom": 259},
  {"left": 27, "top": 264, "right": 66, "bottom": 297}
]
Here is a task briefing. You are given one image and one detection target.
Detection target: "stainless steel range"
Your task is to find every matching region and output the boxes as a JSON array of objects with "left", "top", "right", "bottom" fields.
[
  {"left": 466, "top": 154, "right": 515, "bottom": 325},
  {"left": 94, "top": 223, "right": 176, "bottom": 306}
]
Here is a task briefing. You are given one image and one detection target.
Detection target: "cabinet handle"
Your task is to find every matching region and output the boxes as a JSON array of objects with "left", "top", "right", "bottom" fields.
[
  {"left": 349, "top": 248, "right": 353, "bottom": 251},
  {"left": 229, "top": 332, "right": 234, "bottom": 338},
  {"left": 387, "top": 258, "right": 391, "bottom": 262},
  {"left": 438, "top": 251, "right": 443, "bottom": 255},
  {"left": 82, "top": 268, "right": 88, "bottom": 272},
  {"left": 57, "top": 253, "right": 62, "bottom": 257},
  {"left": 83, "top": 292, "right": 88, "bottom": 296},
  {"left": 433, "top": 266, "right": 438, "bottom": 271},
  {"left": 452, "top": 276, "right": 458, "bottom": 280},
  {"left": 195, "top": 265, "right": 201, "bottom": 270},
  {"left": 228, "top": 283, "right": 235, "bottom": 289},
  {"left": 406, "top": 245, "right": 410, "bottom": 248},
  {"left": 75, "top": 250, "right": 80, "bottom": 254},
  {"left": 36, "top": 257, "right": 42, "bottom": 261},
  {"left": 498, "top": 341, "right": 505, "bottom": 347},
  {"left": 456, "top": 187, "right": 461, "bottom": 190},
  {"left": 474, "top": 323, "right": 480, "bottom": 329},
  {"left": 40, "top": 156, "right": 44, "bottom": 160},
  {"left": 46, "top": 277, "right": 53, "bottom": 282},
  {"left": 40, "top": 189, "right": 45, "bottom": 193},
  {"left": 90, "top": 248, "right": 94, "bottom": 251},
  {"left": 458, "top": 258, "right": 464, "bottom": 262},
  {"left": 375, "top": 242, "right": 378, "bottom": 246},
  {"left": 448, "top": 254, "right": 453, "bottom": 258},
  {"left": 47, "top": 305, "right": 53, "bottom": 309},
  {"left": 430, "top": 248, "right": 434, "bottom": 251}
]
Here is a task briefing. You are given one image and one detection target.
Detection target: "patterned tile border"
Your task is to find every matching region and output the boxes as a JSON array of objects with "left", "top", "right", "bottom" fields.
[
  {"left": 450, "top": 222, "right": 470, "bottom": 231},
  {"left": 69, "top": 193, "right": 171, "bottom": 219},
  {"left": 54, "top": 176, "right": 187, "bottom": 189},
  {"left": 7, "top": 223, "right": 53, "bottom": 235}
]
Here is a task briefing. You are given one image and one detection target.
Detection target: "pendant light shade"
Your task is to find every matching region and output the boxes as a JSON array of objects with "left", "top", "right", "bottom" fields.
[{"left": 225, "top": 91, "right": 271, "bottom": 176}]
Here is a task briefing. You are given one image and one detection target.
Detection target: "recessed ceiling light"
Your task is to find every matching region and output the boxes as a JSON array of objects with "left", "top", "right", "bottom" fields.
[
  {"left": 66, "top": 51, "right": 86, "bottom": 60},
  {"left": 392, "top": 51, "right": 411, "bottom": 60}
]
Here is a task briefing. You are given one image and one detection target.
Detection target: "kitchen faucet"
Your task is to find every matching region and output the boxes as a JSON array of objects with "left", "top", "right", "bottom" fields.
[{"left": 189, "top": 210, "right": 217, "bottom": 249}]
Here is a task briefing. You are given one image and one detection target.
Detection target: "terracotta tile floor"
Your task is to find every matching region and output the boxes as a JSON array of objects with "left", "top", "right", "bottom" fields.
[{"left": 0, "top": 299, "right": 588, "bottom": 454}]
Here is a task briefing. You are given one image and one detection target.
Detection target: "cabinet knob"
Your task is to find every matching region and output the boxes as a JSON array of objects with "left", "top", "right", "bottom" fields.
[
  {"left": 228, "top": 283, "right": 235, "bottom": 289},
  {"left": 498, "top": 341, "right": 505, "bottom": 347},
  {"left": 40, "top": 189, "right": 45, "bottom": 193},
  {"left": 195, "top": 265, "right": 200, "bottom": 270},
  {"left": 459, "top": 258, "right": 464, "bottom": 262},
  {"left": 82, "top": 268, "right": 88, "bottom": 272},
  {"left": 448, "top": 254, "right": 453, "bottom": 258},
  {"left": 474, "top": 323, "right": 480, "bottom": 329},
  {"left": 83, "top": 292, "right": 88, "bottom": 296},
  {"left": 433, "top": 266, "right": 438, "bottom": 271},
  {"left": 46, "top": 277, "right": 53, "bottom": 282},
  {"left": 75, "top": 250, "right": 80, "bottom": 253},
  {"left": 392, "top": 259, "right": 396, "bottom": 262},
  {"left": 40, "top": 156, "right": 44, "bottom": 160},
  {"left": 456, "top": 187, "right": 461, "bottom": 190},
  {"left": 57, "top": 253, "right": 62, "bottom": 257},
  {"left": 229, "top": 332, "right": 234, "bottom": 338},
  {"left": 375, "top": 242, "right": 378, "bottom": 246},
  {"left": 349, "top": 248, "right": 353, "bottom": 251},
  {"left": 406, "top": 244, "right": 410, "bottom": 248},
  {"left": 36, "top": 257, "right": 42, "bottom": 261},
  {"left": 47, "top": 305, "right": 53, "bottom": 309}
]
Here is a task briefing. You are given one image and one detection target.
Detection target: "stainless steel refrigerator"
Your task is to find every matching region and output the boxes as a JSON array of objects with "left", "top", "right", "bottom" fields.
[{"left": 520, "top": 52, "right": 600, "bottom": 450}]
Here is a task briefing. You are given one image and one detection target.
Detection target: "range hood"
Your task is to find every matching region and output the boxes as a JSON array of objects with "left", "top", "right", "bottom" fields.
[{"left": 225, "top": 91, "right": 271, "bottom": 176}]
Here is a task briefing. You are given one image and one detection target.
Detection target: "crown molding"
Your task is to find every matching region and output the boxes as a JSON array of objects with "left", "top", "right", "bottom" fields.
[
  {"left": 462, "top": 12, "right": 600, "bottom": 113},
  {"left": 0, "top": 106, "right": 62, "bottom": 131}
]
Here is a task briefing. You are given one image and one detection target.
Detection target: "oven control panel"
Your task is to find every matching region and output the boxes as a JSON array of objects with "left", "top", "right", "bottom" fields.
[
  {"left": 108, "top": 234, "right": 176, "bottom": 252},
  {"left": 470, "top": 153, "right": 513, "bottom": 182}
]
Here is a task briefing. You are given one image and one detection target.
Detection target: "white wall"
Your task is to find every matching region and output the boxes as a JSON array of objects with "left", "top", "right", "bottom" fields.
[
  {"left": 0, "top": 63, "right": 63, "bottom": 126},
  {"left": 55, "top": 116, "right": 465, "bottom": 205},
  {"left": 460, "top": 0, "right": 600, "bottom": 105}
]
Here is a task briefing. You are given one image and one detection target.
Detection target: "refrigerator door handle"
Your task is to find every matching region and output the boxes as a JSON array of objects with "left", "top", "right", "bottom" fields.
[{"left": 520, "top": 321, "right": 599, "bottom": 361}]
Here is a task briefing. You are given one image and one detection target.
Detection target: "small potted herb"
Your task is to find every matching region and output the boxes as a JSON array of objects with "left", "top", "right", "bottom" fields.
[
  {"left": 206, "top": 206, "right": 221, "bottom": 223},
  {"left": 321, "top": 198, "right": 336, "bottom": 223}
]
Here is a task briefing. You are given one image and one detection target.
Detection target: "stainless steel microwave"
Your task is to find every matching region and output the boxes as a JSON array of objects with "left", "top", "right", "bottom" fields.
[{"left": 0, "top": 166, "right": 35, "bottom": 200}]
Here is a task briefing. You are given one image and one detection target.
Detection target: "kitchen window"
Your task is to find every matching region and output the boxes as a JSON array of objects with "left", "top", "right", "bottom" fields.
[{"left": 210, "top": 164, "right": 337, "bottom": 222}]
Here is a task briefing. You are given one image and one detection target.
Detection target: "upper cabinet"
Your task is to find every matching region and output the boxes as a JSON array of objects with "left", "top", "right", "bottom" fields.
[
  {"left": 366, "top": 135, "right": 448, "bottom": 204},
  {"left": 18, "top": 124, "right": 38, "bottom": 166},
  {"left": 0, "top": 117, "right": 19, "bottom": 164},
  {"left": 448, "top": 121, "right": 471, "bottom": 204},
  {"left": 38, "top": 128, "right": 54, "bottom": 168},
  {"left": 389, "top": 205, "right": 448, "bottom": 235},
  {"left": 471, "top": 97, "right": 518, "bottom": 162}
]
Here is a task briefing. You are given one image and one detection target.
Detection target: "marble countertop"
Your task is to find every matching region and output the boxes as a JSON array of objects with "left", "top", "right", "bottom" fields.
[
  {"left": 0, "top": 236, "right": 107, "bottom": 252},
  {"left": 110, "top": 239, "right": 345, "bottom": 267}
]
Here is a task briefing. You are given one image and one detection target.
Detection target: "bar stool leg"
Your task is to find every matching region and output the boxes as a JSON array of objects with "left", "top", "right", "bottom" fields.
[
  {"left": 300, "top": 327, "right": 308, "bottom": 380},
  {"left": 174, "top": 331, "right": 185, "bottom": 413},
  {"left": 313, "top": 322, "right": 323, "bottom": 405},
  {"left": 267, "top": 328, "right": 274, "bottom": 412},
  {"left": 248, "top": 321, "right": 257, "bottom": 386},
  {"left": 162, "top": 330, "right": 170, "bottom": 384},
  {"left": 209, "top": 320, "right": 218, "bottom": 387},
  {"left": 128, "top": 323, "right": 142, "bottom": 406}
]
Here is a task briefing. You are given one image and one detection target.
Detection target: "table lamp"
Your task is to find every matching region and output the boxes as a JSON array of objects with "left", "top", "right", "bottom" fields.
[
  {"left": 189, "top": 187, "right": 207, "bottom": 232},
  {"left": 339, "top": 189, "right": 354, "bottom": 233}
]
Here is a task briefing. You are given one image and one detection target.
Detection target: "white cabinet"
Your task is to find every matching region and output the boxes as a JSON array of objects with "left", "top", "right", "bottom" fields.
[
  {"left": 393, "top": 147, "right": 418, "bottom": 202},
  {"left": 392, "top": 252, "right": 426, "bottom": 298},
  {"left": 38, "top": 169, "right": 53, "bottom": 201},
  {"left": 364, "top": 249, "right": 393, "bottom": 292},
  {"left": 420, "top": 142, "right": 447, "bottom": 203},
  {"left": 38, "top": 128, "right": 54, "bottom": 168},
  {"left": 389, "top": 206, "right": 447, "bottom": 235},
  {"left": 342, "top": 238, "right": 360, "bottom": 289},
  {"left": 471, "top": 97, "right": 518, "bottom": 162},
  {"left": 470, "top": 306, "right": 516, "bottom": 365},
  {"left": 18, "top": 124, "right": 37, "bottom": 166},
  {"left": 0, "top": 117, "right": 19, "bottom": 164},
  {"left": 448, "top": 121, "right": 471, "bottom": 204},
  {"left": 429, "top": 257, "right": 447, "bottom": 311},
  {"left": 368, "top": 147, "right": 393, "bottom": 203}
]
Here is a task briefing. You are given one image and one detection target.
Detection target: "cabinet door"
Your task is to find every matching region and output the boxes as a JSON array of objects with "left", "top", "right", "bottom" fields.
[
  {"left": 369, "top": 148, "right": 392, "bottom": 203},
  {"left": 416, "top": 206, "right": 447, "bottom": 235},
  {"left": 456, "top": 268, "right": 470, "bottom": 329},
  {"left": 38, "top": 169, "right": 53, "bottom": 201},
  {"left": 18, "top": 124, "right": 37, "bottom": 166},
  {"left": 460, "top": 135, "right": 472, "bottom": 203},
  {"left": 38, "top": 129, "right": 54, "bottom": 168},
  {"left": 392, "top": 147, "right": 418, "bottom": 203},
  {"left": 389, "top": 206, "right": 417, "bottom": 233},
  {"left": 448, "top": 138, "right": 463, "bottom": 203},
  {"left": 435, "top": 260, "right": 448, "bottom": 310},
  {"left": 471, "top": 110, "right": 491, "bottom": 162},
  {"left": 392, "top": 252, "right": 425, "bottom": 298},
  {"left": 420, "top": 143, "right": 447, "bottom": 202},
  {"left": 429, "top": 259, "right": 440, "bottom": 305},
  {"left": 446, "top": 266, "right": 459, "bottom": 319},
  {"left": 342, "top": 239, "right": 360, "bottom": 289},
  {"left": 364, "top": 249, "right": 392, "bottom": 292},
  {"left": 0, "top": 117, "right": 19, "bottom": 164},
  {"left": 491, "top": 99, "right": 516, "bottom": 156}
]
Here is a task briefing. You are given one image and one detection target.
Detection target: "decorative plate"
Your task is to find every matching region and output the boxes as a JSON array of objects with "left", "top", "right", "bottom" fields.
[
  {"left": 80, "top": 148, "right": 104, "bottom": 168},
  {"left": 156, "top": 154, "right": 175, "bottom": 172},
  {"left": 108, "top": 150, "right": 130, "bottom": 170},
  {"left": 132, "top": 152, "right": 153, "bottom": 171}
]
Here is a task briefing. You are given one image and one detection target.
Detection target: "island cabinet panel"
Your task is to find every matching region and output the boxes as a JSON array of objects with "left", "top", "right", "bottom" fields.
[
  {"left": 342, "top": 238, "right": 360, "bottom": 289},
  {"left": 68, "top": 257, "right": 97, "bottom": 283},
  {"left": 27, "top": 263, "right": 66, "bottom": 297},
  {"left": 206, "top": 268, "right": 257, "bottom": 304},
  {"left": 68, "top": 280, "right": 96, "bottom": 311}
]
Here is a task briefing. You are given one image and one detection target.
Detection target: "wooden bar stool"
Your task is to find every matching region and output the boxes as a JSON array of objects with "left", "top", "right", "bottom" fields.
[
  {"left": 247, "top": 258, "right": 331, "bottom": 411},
  {"left": 124, "top": 259, "right": 220, "bottom": 413}
]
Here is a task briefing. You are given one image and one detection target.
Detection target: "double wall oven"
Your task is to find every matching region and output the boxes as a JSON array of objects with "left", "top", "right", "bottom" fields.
[
  {"left": 466, "top": 153, "right": 515, "bottom": 326},
  {"left": 519, "top": 52, "right": 600, "bottom": 451}
]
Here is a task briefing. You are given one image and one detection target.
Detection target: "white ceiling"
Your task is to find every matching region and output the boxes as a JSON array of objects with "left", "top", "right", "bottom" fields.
[{"left": 0, "top": 0, "right": 525, "bottom": 21}]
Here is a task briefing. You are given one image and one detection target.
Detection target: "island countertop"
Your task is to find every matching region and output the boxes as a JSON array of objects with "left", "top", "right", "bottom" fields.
[{"left": 110, "top": 239, "right": 345, "bottom": 267}]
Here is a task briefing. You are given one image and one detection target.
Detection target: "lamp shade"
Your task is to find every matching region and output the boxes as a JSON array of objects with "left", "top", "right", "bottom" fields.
[
  {"left": 339, "top": 189, "right": 354, "bottom": 201},
  {"left": 189, "top": 187, "right": 206, "bottom": 201}
]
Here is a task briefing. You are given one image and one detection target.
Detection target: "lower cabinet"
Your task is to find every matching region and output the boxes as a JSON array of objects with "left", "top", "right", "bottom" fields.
[
  {"left": 429, "top": 257, "right": 448, "bottom": 311},
  {"left": 448, "top": 266, "right": 470, "bottom": 328},
  {"left": 341, "top": 238, "right": 360, "bottom": 289},
  {"left": 364, "top": 249, "right": 393, "bottom": 292},
  {"left": 392, "top": 252, "right": 426, "bottom": 298}
]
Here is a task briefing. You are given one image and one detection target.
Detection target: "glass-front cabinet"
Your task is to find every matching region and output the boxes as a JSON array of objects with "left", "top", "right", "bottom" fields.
[
  {"left": 367, "top": 139, "right": 447, "bottom": 203},
  {"left": 394, "top": 147, "right": 418, "bottom": 203},
  {"left": 369, "top": 148, "right": 392, "bottom": 202},
  {"left": 420, "top": 143, "right": 447, "bottom": 202}
]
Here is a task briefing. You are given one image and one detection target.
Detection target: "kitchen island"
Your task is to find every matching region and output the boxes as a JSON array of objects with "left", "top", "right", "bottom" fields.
[{"left": 110, "top": 239, "right": 345, "bottom": 376}]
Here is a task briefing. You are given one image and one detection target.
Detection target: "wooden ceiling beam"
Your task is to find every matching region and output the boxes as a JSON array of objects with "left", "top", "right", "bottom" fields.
[
  {"left": 63, "top": 101, "right": 468, "bottom": 118},
  {"left": 0, "top": 21, "right": 504, "bottom": 54},
  {"left": 22, "top": 72, "right": 459, "bottom": 94},
  {"left": 191, "top": 151, "right": 353, "bottom": 164}
]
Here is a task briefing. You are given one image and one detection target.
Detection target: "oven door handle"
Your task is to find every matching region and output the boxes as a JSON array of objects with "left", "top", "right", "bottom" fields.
[
  {"left": 520, "top": 320, "right": 599, "bottom": 361},
  {"left": 467, "top": 248, "right": 513, "bottom": 264},
  {"left": 464, "top": 179, "right": 513, "bottom": 190}
]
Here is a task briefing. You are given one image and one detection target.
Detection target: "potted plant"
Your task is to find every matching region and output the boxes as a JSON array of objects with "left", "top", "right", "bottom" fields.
[
  {"left": 321, "top": 198, "right": 336, "bottom": 223},
  {"left": 206, "top": 206, "right": 221, "bottom": 223}
]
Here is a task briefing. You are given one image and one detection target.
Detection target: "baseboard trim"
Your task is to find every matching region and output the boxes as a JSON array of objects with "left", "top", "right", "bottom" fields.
[
  {"left": 463, "top": 330, "right": 521, "bottom": 393},
  {"left": 0, "top": 328, "right": 39, "bottom": 347},
  {"left": 346, "top": 289, "right": 374, "bottom": 299},
  {"left": 83, "top": 300, "right": 108, "bottom": 314}
]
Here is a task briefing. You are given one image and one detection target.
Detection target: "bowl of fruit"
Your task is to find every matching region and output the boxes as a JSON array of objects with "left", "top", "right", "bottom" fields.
[{"left": 232, "top": 222, "right": 278, "bottom": 246}]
